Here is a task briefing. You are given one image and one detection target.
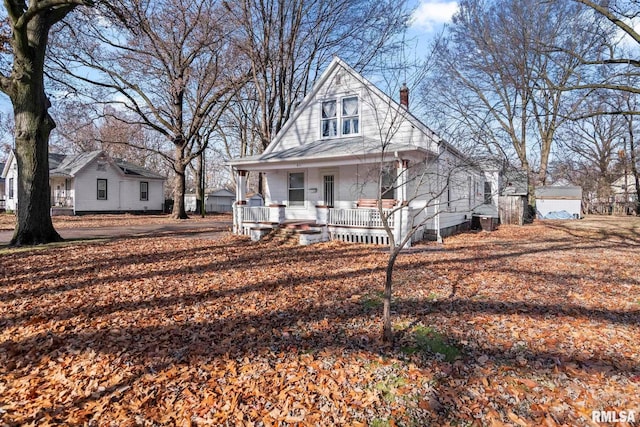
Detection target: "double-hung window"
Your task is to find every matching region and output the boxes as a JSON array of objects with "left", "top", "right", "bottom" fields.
[
  {"left": 8, "top": 178, "right": 13, "bottom": 199},
  {"left": 97, "top": 179, "right": 107, "bottom": 200},
  {"left": 321, "top": 100, "right": 337, "bottom": 137},
  {"left": 342, "top": 96, "right": 359, "bottom": 135},
  {"left": 321, "top": 96, "right": 359, "bottom": 138},
  {"left": 140, "top": 181, "right": 149, "bottom": 201},
  {"left": 288, "top": 172, "right": 305, "bottom": 207}
]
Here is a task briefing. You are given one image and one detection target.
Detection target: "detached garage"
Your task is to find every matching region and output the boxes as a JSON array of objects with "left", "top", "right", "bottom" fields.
[{"left": 535, "top": 186, "right": 583, "bottom": 219}]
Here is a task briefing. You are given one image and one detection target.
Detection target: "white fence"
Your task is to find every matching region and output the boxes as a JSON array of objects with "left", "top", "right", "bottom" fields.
[{"left": 327, "top": 208, "right": 394, "bottom": 228}]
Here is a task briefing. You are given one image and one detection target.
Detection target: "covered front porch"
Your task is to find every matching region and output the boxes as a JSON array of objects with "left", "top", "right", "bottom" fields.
[
  {"left": 230, "top": 155, "right": 423, "bottom": 245},
  {"left": 234, "top": 201, "right": 413, "bottom": 246},
  {"left": 50, "top": 176, "right": 75, "bottom": 216}
]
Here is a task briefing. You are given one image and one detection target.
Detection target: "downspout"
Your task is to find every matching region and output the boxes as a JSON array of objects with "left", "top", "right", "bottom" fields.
[{"left": 436, "top": 142, "right": 444, "bottom": 243}]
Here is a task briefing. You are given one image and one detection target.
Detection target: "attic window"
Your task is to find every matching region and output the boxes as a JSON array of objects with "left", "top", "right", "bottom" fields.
[
  {"left": 342, "top": 96, "right": 359, "bottom": 135},
  {"left": 321, "top": 96, "right": 359, "bottom": 138},
  {"left": 321, "top": 100, "right": 337, "bottom": 137},
  {"left": 97, "top": 161, "right": 106, "bottom": 171}
]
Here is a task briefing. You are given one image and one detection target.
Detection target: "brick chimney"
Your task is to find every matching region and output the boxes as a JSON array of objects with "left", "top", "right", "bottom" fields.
[{"left": 400, "top": 83, "right": 409, "bottom": 110}]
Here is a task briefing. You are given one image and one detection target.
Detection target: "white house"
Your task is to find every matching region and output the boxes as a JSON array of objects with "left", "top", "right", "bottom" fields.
[
  {"left": 2, "top": 150, "right": 166, "bottom": 215},
  {"left": 612, "top": 174, "right": 638, "bottom": 203},
  {"left": 228, "top": 57, "right": 486, "bottom": 246},
  {"left": 535, "top": 186, "right": 583, "bottom": 219},
  {"left": 185, "top": 188, "right": 235, "bottom": 213}
]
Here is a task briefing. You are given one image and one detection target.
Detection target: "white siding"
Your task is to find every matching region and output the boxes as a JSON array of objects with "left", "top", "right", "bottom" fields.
[
  {"left": 537, "top": 199, "right": 581, "bottom": 218},
  {"left": 3, "top": 156, "right": 17, "bottom": 212},
  {"left": 74, "top": 160, "right": 164, "bottom": 212},
  {"left": 271, "top": 64, "right": 437, "bottom": 155}
]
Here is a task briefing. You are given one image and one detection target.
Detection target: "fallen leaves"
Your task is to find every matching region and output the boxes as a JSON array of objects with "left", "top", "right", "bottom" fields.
[{"left": 0, "top": 216, "right": 639, "bottom": 425}]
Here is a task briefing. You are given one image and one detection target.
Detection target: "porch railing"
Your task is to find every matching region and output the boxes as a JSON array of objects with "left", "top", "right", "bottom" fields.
[
  {"left": 242, "top": 206, "right": 271, "bottom": 223},
  {"left": 328, "top": 208, "right": 394, "bottom": 228}
]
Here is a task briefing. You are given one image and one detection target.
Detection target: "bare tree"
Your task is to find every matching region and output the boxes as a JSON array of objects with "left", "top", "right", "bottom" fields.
[
  {"left": 223, "top": 0, "right": 411, "bottom": 192},
  {"left": 423, "top": 0, "right": 603, "bottom": 188},
  {"left": 0, "top": 0, "right": 93, "bottom": 245},
  {"left": 570, "top": 0, "right": 640, "bottom": 95},
  {"left": 352, "top": 63, "right": 482, "bottom": 342},
  {"left": 556, "top": 92, "right": 626, "bottom": 201},
  {"left": 49, "top": 0, "right": 248, "bottom": 218}
]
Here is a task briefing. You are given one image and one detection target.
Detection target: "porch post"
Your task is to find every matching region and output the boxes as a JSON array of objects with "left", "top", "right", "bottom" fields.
[
  {"left": 234, "top": 169, "right": 248, "bottom": 235},
  {"left": 397, "top": 159, "right": 409, "bottom": 203},
  {"left": 236, "top": 169, "right": 248, "bottom": 203}
]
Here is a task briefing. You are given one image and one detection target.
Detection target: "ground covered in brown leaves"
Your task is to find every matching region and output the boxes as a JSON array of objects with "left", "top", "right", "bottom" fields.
[
  {"left": 0, "top": 213, "right": 227, "bottom": 231},
  {"left": 1, "top": 216, "right": 639, "bottom": 426}
]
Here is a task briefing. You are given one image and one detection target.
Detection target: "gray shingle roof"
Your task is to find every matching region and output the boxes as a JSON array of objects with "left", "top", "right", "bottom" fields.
[
  {"left": 535, "top": 186, "right": 582, "bottom": 199},
  {"left": 230, "top": 137, "right": 427, "bottom": 166},
  {"left": 49, "top": 150, "right": 164, "bottom": 179}
]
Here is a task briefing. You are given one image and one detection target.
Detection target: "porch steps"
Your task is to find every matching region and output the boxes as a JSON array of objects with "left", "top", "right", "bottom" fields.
[{"left": 257, "top": 222, "right": 326, "bottom": 245}]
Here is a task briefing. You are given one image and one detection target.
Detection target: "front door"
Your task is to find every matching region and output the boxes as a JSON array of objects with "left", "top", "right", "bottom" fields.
[{"left": 323, "top": 174, "right": 335, "bottom": 207}]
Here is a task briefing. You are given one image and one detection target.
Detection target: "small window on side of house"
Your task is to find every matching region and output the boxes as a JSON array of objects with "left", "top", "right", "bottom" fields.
[
  {"left": 8, "top": 177, "right": 14, "bottom": 199},
  {"left": 97, "top": 179, "right": 107, "bottom": 200},
  {"left": 484, "top": 181, "right": 492, "bottom": 204},
  {"left": 140, "top": 181, "right": 149, "bottom": 201}
]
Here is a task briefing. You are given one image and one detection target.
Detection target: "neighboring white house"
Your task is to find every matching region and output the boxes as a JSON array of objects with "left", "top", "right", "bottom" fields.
[
  {"left": 185, "top": 188, "right": 235, "bottom": 213},
  {"left": 2, "top": 150, "right": 166, "bottom": 215},
  {"left": 228, "top": 57, "right": 487, "bottom": 246},
  {"left": 535, "top": 186, "right": 583, "bottom": 219},
  {"left": 611, "top": 173, "right": 638, "bottom": 203}
]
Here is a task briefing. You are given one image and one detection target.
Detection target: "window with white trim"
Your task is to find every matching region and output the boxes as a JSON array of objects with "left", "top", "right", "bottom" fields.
[
  {"left": 342, "top": 96, "right": 359, "bottom": 135},
  {"left": 321, "top": 100, "right": 337, "bottom": 137},
  {"left": 288, "top": 172, "right": 305, "bottom": 207},
  {"left": 321, "top": 96, "right": 359, "bottom": 138},
  {"left": 8, "top": 178, "right": 14, "bottom": 199},
  {"left": 140, "top": 181, "right": 149, "bottom": 201},
  {"left": 381, "top": 164, "right": 396, "bottom": 200},
  {"left": 97, "top": 179, "right": 107, "bottom": 200}
]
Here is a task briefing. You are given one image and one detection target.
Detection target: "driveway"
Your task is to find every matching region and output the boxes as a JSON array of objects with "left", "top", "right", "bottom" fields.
[{"left": 0, "top": 218, "right": 233, "bottom": 245}]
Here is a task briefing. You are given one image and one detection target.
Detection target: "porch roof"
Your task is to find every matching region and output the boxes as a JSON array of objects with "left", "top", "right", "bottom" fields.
[{"left": 228, "top": 137, "right": 432, "bottom": 171}]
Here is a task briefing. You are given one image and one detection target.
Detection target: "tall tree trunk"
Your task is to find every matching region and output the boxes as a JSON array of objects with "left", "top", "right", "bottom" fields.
[
  {"left": 9, "top": 14, "right": 61, "bottom": 245},
  {"left": 194, "top": 153, "right": 203, "bottom": 216},
  {"left": 173, "top": 146, "right": 188, "bottom": 219}
]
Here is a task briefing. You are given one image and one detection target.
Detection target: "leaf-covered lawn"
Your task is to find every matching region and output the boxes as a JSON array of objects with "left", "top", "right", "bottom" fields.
[
  {"left": 0, "top": 213, "right": 230, "bottom": 231},
  {"left": 1, "top": 217, "right": 639, "bottom": 426}
]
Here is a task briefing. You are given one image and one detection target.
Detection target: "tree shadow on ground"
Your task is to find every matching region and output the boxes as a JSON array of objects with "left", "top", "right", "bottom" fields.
[{"left": 1, "top": 227, "right": 638, "bottom": 425}]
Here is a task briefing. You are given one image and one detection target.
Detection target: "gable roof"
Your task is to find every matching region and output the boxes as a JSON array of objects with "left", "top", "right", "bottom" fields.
[
  {"left": 48, "top": 150, "right": 165, "bottom": 180},
  {"left": 535, "top": 186, "right": 582, "bottom": 199},
  {"left": 229, "top": 57, "right": 471, "bottom": 169}
]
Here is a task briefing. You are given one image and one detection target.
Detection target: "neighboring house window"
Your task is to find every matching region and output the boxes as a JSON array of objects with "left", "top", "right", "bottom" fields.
[
  {"left": 140, "top": 181, "right": 149, "bottom": 201},
  {"left": 342, "top": 96, "right": 359, "bottom": 135},
  {"left": 288, "top": 172, "right": 305, "bottom": 206},
  {"left": 8, "top": 178, "right": 13, "bottom": 199},
  {"left": 97, "top": 179, "right": 107, "bottom": 200},
  {"left": 321, "top": 100, "right": 337, "bottom": 137}
]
